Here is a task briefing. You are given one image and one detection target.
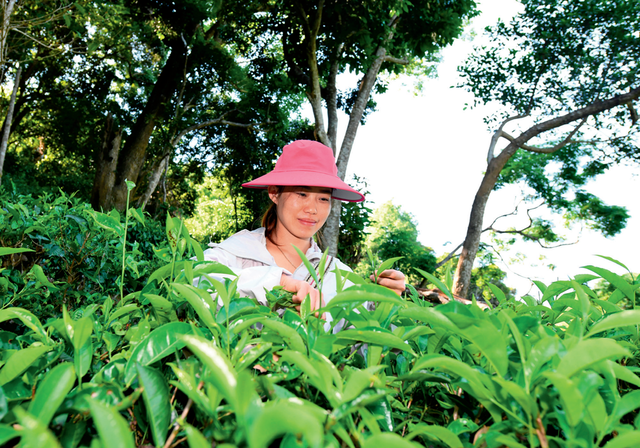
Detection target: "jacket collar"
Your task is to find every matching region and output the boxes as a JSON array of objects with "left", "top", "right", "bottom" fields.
[{"left": 212, "top": 227, "right": 324, "bottom": 265}]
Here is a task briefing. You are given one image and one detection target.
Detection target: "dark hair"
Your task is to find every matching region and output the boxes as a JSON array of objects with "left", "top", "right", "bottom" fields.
[{"left": 262, "top": 186, "right": 284, "bottom": 243}]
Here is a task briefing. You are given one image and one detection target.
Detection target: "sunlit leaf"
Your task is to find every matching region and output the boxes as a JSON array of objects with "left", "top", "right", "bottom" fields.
[
  {"left": 28, "top": 363, "right": 76, "bottom": 426},
  {"left": 136, "top": 364, "right": 171, "bottom": 447},
  {"left": 556, "top": 338, "right": 629, "bottom": 378},
  {"left": 0, "top": 345, "right": 52, "bottom": 386},
  {"left": 88, "top": 400, "right": 135, "bottom": 448},
  {"left": 124, "top": 321, "right": 193, "bottom": 384}
]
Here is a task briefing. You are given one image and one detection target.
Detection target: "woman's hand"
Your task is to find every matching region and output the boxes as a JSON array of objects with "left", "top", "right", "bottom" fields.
[
  {"left": 280, "top": 274, "right": 326, "bottom": 319},
  {"left": 371, "top": 269, "right": 406, "bottom": 296}
]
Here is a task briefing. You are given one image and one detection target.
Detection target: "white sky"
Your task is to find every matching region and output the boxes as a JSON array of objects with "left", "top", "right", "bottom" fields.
[{"left": 333, "top": 0, "right": 640, "bottom": 297}]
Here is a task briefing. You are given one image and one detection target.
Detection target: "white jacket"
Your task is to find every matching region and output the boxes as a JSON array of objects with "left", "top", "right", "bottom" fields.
[{"left": 201, "top": 228, "right": 352, "bottom": 328}]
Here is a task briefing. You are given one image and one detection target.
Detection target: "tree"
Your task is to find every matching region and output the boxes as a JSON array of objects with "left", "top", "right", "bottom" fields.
[
  {"left": 358, "top": 201, "right": 436, "bottom": 285},
  {"left": 0, "top": 0, "right": 75, "bottom": 184},
  {"left": 248, "top": 0, "right": 478, "bottom": 255},
  {"left": 452, "top": 0, "right": 640, "bottom": 298}
]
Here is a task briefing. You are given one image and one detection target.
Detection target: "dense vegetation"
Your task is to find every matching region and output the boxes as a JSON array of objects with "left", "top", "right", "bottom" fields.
[{"left": 1, "top": 191, "right": 640, "bottom": 448}]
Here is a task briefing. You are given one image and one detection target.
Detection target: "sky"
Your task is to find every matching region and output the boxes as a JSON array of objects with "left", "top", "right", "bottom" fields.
[{"left": 332, "top": 0, "right": 640, "bottom": 297}]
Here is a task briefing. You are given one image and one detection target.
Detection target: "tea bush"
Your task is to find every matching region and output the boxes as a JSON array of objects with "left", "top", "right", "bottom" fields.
[
  {"left": 1, "top": 197, "right": 640, "bottom": 448},
  {"left": 0, "top": 190, "right": 168, "bottom": 320}
]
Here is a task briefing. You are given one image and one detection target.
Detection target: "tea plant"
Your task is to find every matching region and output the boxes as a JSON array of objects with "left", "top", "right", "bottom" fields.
[{"left": 1, "top": 201, "right": 640, "bottom": 447}]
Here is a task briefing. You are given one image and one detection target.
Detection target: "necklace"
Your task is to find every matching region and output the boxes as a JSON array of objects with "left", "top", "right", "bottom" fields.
[{"left": 275, "top": 244, "right": 298, "bottom": 270}]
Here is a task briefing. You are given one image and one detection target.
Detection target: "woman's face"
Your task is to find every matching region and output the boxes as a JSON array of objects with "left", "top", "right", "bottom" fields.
[{"left": 269, "top": 186, "right": 332, "bottom": 241}]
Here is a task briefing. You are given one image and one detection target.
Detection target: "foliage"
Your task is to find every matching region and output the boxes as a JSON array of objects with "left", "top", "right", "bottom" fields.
[
  {"left": 1, "top": 197, "right": 640, "bottom": 446},
  {"left": 337, "top": 175, "right": 373, "bottom": 267},
  {"left": 0, "top": 188, "right": 167, "bottom": 320},
  {"left": 452, "top": 0, "right": 640, "bottom": 298},
  {"left": 357, "top": 201, "right": 436, "bottom": 284},
  {"left": 185, "top": 175, "right": 254, "bottom": 244}
]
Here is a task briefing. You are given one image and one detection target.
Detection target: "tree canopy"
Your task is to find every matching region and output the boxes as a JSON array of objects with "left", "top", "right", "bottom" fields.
[{"left": 452, "top": 0, "right": 640, "bottom": 298}]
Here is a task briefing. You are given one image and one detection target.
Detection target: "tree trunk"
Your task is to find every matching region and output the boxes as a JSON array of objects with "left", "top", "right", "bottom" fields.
[
  {"left": 323, "top": 44, "right": 390, "bottom": 256},
  {"left": 107, "top": 41, "right": 188, "bottom": 210},
  {"left": 91, "top": 114, "right": 122, "bottom": 210},
  {"left": 452, "top": 149, "right": 517, "bottom": 298},
  {"left": 452, "top": 86, "right": 640, "bottom": 298},
  {"left": 0, "top": 64, "right": 20, "bottom": 184},
  {"left": 0, "top": 0, "right": 16, "bottom": 85},
  {"left": 136, "top": 152, "right": 169, "bottom": 210}
]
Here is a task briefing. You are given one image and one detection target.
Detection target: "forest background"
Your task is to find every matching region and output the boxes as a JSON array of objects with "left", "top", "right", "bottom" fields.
[{"left": 1, "top": 0, "right": 638, "bottom": 300}]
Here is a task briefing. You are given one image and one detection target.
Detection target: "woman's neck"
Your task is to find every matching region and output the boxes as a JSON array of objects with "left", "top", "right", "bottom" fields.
[{"left": 270, "top": 224, "right": 312, "bottom": 254}]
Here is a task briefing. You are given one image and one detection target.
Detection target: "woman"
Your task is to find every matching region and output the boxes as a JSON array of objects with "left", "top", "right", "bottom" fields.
[{"left": 202, "top": 140, "right": 405, "bottom": 323}]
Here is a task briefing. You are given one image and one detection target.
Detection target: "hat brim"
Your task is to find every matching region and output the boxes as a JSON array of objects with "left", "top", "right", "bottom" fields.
[{"left": 242, "top": 170, "right": 364, "bottom": 202}]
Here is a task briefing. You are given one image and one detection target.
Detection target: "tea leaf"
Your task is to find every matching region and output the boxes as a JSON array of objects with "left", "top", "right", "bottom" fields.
[
  {"left": 488, "top": 283, "right": 507, "bottom": 304},
  {"left": 600, "top": 429, "right": 640, "bottom": 448},
  {"left": 184, "top": 424, "right": 210, "bottom": 448},
  {"left": 124, "top": 321, "right": 193, "bottom": 384},
  {"left": 407, "top": 424, "right": 463, "bottom": 448},
  {"left": 13, "top": 407, "right": 63, "bottom": 448},
  {"left": 248, "top": 399, "right": 325, "bottom": 448},
  {"left": 180, "top": 334, "right": 237, "bottom": 404},
  {"left": 136, "top": 364, "right": 171, "bottom": 447},
  {"left": 88, "top": 399, "right": 135, "bottom": 448},
  {"left": 556, "top": 339, "right": 630, "bottom": 378},
  {"left": 582, "top": 265, "right": 635, "bottom": 302},
  {"left": 0, "top": 345, "right": 52, "bottom": 386},
  {"left": 363, "top": 433, "right": 421, "bottom": 448},
  {"left": 335, "top": 328, "right": 416, "bottom": 355},
  {"left": 377, "top": 256, "right": 404, "bottom": 276},
  {"left": 0, "top": 247, "right": 35, "bottom": 256},
  {"left": 415, "top": 268, "right": 453, "bottom": 301},
  {"left": 28, "top": 363, "right": 76, "bottom": 426},
  {"left": 586, "top": 310, "right": 640, "bottom": 337}
]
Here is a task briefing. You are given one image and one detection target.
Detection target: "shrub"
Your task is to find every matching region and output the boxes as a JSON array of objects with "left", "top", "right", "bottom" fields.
[{"left": 1, "top": 202, "right": 640, "bottom": 447}]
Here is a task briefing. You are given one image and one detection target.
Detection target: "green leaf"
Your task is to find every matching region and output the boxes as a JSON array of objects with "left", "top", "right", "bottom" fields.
[
  {"left": 73, "top": 317, "right": 94, "bottom": 380},
  {"left": 179, "top": 334, "right": 237, "bottom": 405},
  {"left": 136, "top": 365, "right": 171, "bottom": 447},
  {"left": 582, "top": 265, "right": 635, "bottom": 302},
  {"left": 0, "top": 424, "right": 19, "bottom": 446},
  {"left": 595, "top": 255, "right": 631, "bottom": 274},
  {"left": 172, "top": 283, "right": 218, "bottom": 332},
  {"left": 415, "top": 268, "right": 454, "bottom": 301},
  {"left": 602, "top": 431, "right": 640, "bottom": 448},
  {"left": 124, "top": 321, "right": 193, "bottom": 384},
  {"left": 543, "top": 371, "right": 584, "bottom": 427},
  {"left": 184, "top": 424, "right": 210, "bottom": 448},
  {"left": 335, "top": 328, "right": 416, "bottom": 355},
  {"left": 556, "top": 338, "right": 630, "bottom": 378},
  {"left": 13, "top": 407, "right": 63, "bottom": 448},
  {"left": 88, "top": 400, "right": 135, "bottom": 448},
  {"left": 324, "top": 284, "right": 406, "bottom": 311},
  {"left": 248, "top": 399, "right": 324, "bottom": 448},
  {"left": 28, "top": 363, "right": 76, "bottom": 426},
  {"left": 31, "top": 264, "right": 58, "bottom": 291},
  {"left": 0, "top": 345, "right": 52, "bottom": 386},
  {"left": 586, "top": 310, "right": 640, "bottom": 337},
  {"left": 377, "top": 256, "right": 404, "bottom": 275},
  {"left": 407, "top": 424, "right": 463, "bottom": 448},
  {"left": 398, "top": 307, "right": 457, "bottom": 332},
  {"left": 488, "top": 283, "right": 507, "bottom": 304},
  {"left": 363, "top": 433, "right": 421, "bottom": 448},
  {"left": 0, "top": 247, "right": 35, "bottom": 256},
  {"left": 0, "top": 308, "right": 48, "bottom": 342}
]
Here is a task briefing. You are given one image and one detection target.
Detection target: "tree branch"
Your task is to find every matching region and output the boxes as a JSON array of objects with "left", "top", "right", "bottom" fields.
[
  {"left": 383, "top": 55, "right": 409, "bottom": 65},
  {"left": 487, "top": 114, "right": 528, "bottom": 164},
  {"left": 499, "top": 117, "right": 588, "bottom": 154}
]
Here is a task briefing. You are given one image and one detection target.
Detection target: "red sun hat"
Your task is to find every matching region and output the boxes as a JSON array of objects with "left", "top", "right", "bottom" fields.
[{"left": 242, "top": 140, "right": 365, "bottom": 202}]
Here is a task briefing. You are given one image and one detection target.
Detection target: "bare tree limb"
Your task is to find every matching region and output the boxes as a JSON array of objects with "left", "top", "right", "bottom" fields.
[
  {"left": 499, "top": 117, "right": 588, "bottom": 154},
  {"left": 383, "top": 55, "right": 409, "bottom": 65},
  {"left": 487, "top": 114, "right": 528, "bottom": 164}
]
